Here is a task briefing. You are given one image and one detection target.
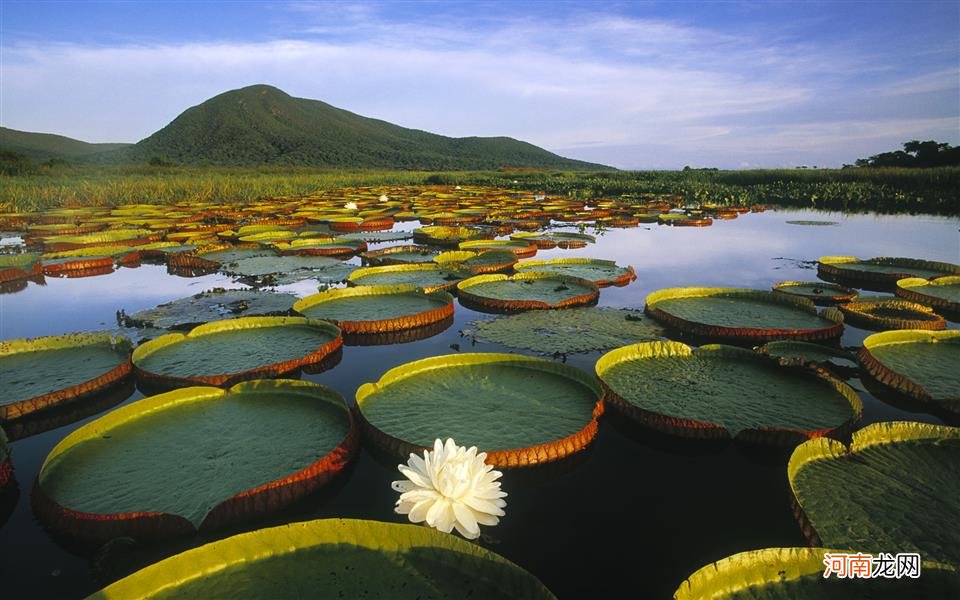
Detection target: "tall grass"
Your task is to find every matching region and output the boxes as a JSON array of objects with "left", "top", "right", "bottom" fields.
[{"left": 2, "top": 165, "right": 957, "bottom": 214}]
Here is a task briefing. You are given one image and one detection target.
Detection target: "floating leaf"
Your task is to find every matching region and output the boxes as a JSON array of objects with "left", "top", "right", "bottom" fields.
[
  {"left": 468, "top": 307, "right": 666, "bottom": 354},
  {"left": 895, "top": 276, "right": 960, "bottom": 314},
  {"left": 347, "top": 263, "right": 467, "bottom": 293},
  {"left": 645, "top": 287, "right": 843, "bottom": 343},
  {"left": 818, "top": 256, "right": 960, "bottom": 285},
  {"left": 758, "top": 341, "right": 858, "bottom": 373},
  {"left": 361, "top": 244, "right": 440, "bottom": 266},
  {"left": 595, "top": 341, "right": 861, "bottom": 443},
  {"left": 458, "top": 273, "right": 599, "bottom": 313},
  {"left": 224, "top": 255, "right": 356, "bottom": 285},
  {"left": 514, "top": 258, "right": 636, "bottom": 287},
  {"left": 674, "top": 546, "right": 959, "bottom": 599},
  {"left": 772, "top": 281, "right": 858, "bottom": 305},
  {"left": 0, "top": 332, "right": 132, "bottom": 421},
  {"left": 123, "top": 289, "right": 297, "bottom": 330},
  {"left": 35, "top": 380, "right": 358, "bottom": 543},
  {"left": 858, "top": 330, "right": 959, "bottom": 414},
  {"left": 132, "top": 317, "right": 342, "bottom": 389},
  {"left": 294, "top": 285, "right": 455, "bottom": 334},
  {"left": 788, "top": 421, "right": 960, "bottom": 564},
  {"left": 838, "top": 299, "right": 946, "bottom": 331},
  {"left": 356, "top": 353, "right": 603, "bottom": 467}
]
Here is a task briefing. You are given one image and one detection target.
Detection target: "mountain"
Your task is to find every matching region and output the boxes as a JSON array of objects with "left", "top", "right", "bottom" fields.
[
  {"left": 125, "top": 84, "right": 611, "bottom": 170},
  {"left": 0, "top": 127, "right": 131, "bottom": 162}
]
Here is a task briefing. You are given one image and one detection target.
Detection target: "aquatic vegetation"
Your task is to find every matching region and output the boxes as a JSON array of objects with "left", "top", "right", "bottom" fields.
[
  {"left": 122, "top": 288, "right": 298, "bottom": 329},
  {"left": 458, "top": 272, "right": 600, "bottom": 313},
  {"left": 514, "top": 257, "right": 636, "bottom": 287},
  {"left": 34, "top": 380, "right": 358, "bottom": 543},
  {"left": 857, "top": 330, "right": 959, "bottom": 415},
  {"left": 771, "top": 280, "right": 858, "bottom": 305},
  {"left": 223, "top": 254, "right": 356, "bottom": 285},
  {"left": 674, "top": 547, "right": 959, "bottom": 599},
  {"left": 433, "top": 249, "right": 518, "bottom": 275},
  {"left": 818, "top": 255, "right": 960, "bottom": 285},
  {"left": 788, "top": 421, "right": 960, "bottom": 564},
  {"left": 466, "top": 307, "right": 666, "bottom": 354},
  {"left": 596, "top": 341, "right": 861, "bottom": 444},
  {"left": 294, "top": 285, "right": 455, "bottom": 334},
  {"left": 758, "top": 341, "right": 858, "bottom": 375},
  {"left": 361, "top": 244, "right": 440, "bottom": 266},
  {"left": 392, "top": 438, "right": 507, "bottom": 539},
  {"left": 347, "top": 263, "right": 467, "bottom": 293},
  {"left": 88, "top": 519, "right": 555, "bottom": 599},
  {"left": 645, "top": 287, "right": 844, "bottom": 343},
  {"left": 895, "top": 276, "right": 960, "bottom": 314},
  {"left": 509, "top": 231, "right": 595, "bottom": 249},
  {"left": 838, "top": 299, "right": 946, "bottom": 331},
  {"left": 356, "top": 353, "right": 603, "bottom": 467},
  {"left": 0, "top": 332, "right": 132, "bottom": 421},
  {"left": 132, "top": 317, "right": 342, "bottom": 389}
]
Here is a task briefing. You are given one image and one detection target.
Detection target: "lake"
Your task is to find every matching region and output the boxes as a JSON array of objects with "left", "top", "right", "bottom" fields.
[{"left": 1, "top": 207, "right": 957, "bottom": 598}]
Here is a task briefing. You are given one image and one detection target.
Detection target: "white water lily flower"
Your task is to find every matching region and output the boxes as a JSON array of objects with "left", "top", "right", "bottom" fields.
[
  {"left": 344, "top": 201, "right": 358, "bottom": 210},
  {"left": 392, "top": 438, "right": 507, "bottom": 540},
  {"left": 379, "top": 194, "right": 389, "bottom": 202}
]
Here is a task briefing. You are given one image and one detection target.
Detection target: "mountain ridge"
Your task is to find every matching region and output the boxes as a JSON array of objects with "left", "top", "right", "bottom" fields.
[{"left": 2, "top": 85, "right": 611, "bottom": 170}]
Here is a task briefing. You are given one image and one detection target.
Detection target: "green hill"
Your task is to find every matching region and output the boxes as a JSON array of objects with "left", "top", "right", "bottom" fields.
[
  {"left": 127, "top": 84, "right": 610, "bottom": 170},
  {"left": 0, "top": 127, "right": 131, "bottom": 162}
]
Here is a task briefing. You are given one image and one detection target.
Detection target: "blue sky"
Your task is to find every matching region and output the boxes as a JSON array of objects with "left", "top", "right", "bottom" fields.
[{"left": 2, "top": 1, "right": 957, "bottom": 169}]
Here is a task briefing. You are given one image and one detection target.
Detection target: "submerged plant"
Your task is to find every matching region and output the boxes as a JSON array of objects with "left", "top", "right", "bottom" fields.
[{"left": 392, "top": 438, "right": 507, "bottom": 540}]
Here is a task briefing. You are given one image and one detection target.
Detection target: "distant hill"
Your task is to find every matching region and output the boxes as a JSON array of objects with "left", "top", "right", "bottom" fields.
[
  {"left": 126, "top": 84, "right": 610, "bottom": 170},
  {"left": 0, "top": 127, "right": 131, "bottom": 162}
]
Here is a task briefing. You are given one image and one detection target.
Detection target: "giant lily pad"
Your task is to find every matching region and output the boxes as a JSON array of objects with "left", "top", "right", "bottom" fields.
[
  {"left": 674, "top": 546, "right": 959, "bottom": 599},
  {"left": 122, "top": 289, "right": 297, "bottom": 330},
  {"left": 818, "top": 256, "right": 960, "bottom": 285},
  {"left": 34, "top": 380, "right": 358, "bottom": 543},
  {"left": 89, "top": 518, "right": 555, "bottom": 599},
  {"left": 132, "top": 317, "right": 342, "bottom": 389},
  {"left": 293, "top": 285, "right": 455, "bottom": 334},
  {"left": 788, "top": 421, "right": 960, "bottom": 564},
  {"left": 413, "top": 225, "right": 490, "bottom": 246},
  {"left": 361, "top": 244, "right": 440, "bottom": 266},
  {"left": 0, "top": 253, "right": 42, "bottom": 283},
  {"left": 758, "top": 341, "right": 858, "bottom": 375},
  {"left": 273, "top": 237, "right": 367, "bottom": 257},
  {"left": 772, "top": 281, "right": 858, "bottom": 305},
  {"left": 838, "top": 299, "right": 946, "bottom": 331},
  {"left": 434, "top": 250, "right": 518, "bottom": 275},
  {"left": 0, "top": 332, "right": 132, "bottom": 421},
  {"left": 347, "top": 263, "right": 467, "bottom": 293},
  {"left": 340, "top": 230, "right": 412, "bottom": 243},
  {"left": 514, "top": 258, "right": 636, "bottom": 287},
  {"left": 459, "top": 239, "right": 538, "bottom": 258},
  {"left": 224, "top": 254, "right": 356, "bottom": 285},
  {"left": 857, "top": 330, "right": 959, "bottom": 414},
  {"left": 457, "top": 273, "right": 599, "bottom": 313},
  {"left": 510, "top": 231, "right": 595, "bottom": 249},
  {"left": 645, "top": 287, "right": 843, "bottom": 343},
  {"left": 466, "top": 307, "right": 666, "bottom": 354},
  {"left": 356, "top": 353, "right": 603, "bottom": 467},
  {"left": 595, "top": 341, "right": 861, "bottom": 444},
  {"left": 895, "top": 276, "right": 960, "bottom": 314}
]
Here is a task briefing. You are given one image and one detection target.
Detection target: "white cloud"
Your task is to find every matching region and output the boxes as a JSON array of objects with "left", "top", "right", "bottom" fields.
[{"left": 1, "top": 9, "right": 956, "bottom": 168}]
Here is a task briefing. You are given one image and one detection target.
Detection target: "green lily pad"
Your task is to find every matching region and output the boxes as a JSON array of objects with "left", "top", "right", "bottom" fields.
[
  {"left": 788, "top": 421, "right": 960, "bottom": 564},
  {"left": 514, "top": 258, "right": 636, "bottom": 287},
  {"left": 675, "top": 546, "right": 959, "bottom": 599},
  {"left": 896, "top": 276, "right": 960, "bottom": 313},
  {"left": 458, "top": 239, "right": 538, "bottom": 257},
  {"left": 818, "top": 256, "right": 960, "bottom": 283},
  {"left": 133, "top": 317, "right": 341, "bottom": 387},
  {"left": 36, "top": 380, "right": 357, "bottom": 537},
  {"left": 858, "top": 330, "right": 959, "bottom": 413},
  {"left": 123, "top": 289, "right": 297, "bottom": 330},
  {"left": 510, "top": 231, "right": 595, "bottom": 249},
  {"left": 645, "top": 287, "right": 842, "bottom": 343},
  {"left": 0, "top": 253, "right": 41, "bottom": 270},
  {"left": 361, "top": 245, "right": 440, "bottom": 266},
  {"left": 347, "top": 263, "right": 467, "bottom": 293},
  {"left": 272, "top": 237, "right": 367, "bottom": 257},
  {"left": 224, "top": 255, "right": 356, "bottom": 285},
  {"left": 0, "top": 332, "right": 132, "bottom": 421},
  {"left": 772, "top": 281, "right": 858, "bottom": 304},
  {"left": 89, "top": 518, "right": 555, "bottom": 599},
  {"left": 196, "top": 246, "right": 274, "bottom": 266},
  {"left": 457, "top": 273, "right": 599, "bottom": 313},
  {"left": 758, "top": 341, "right": 858, "bottom": 371},
  {"left": 434, "top": 250, "right": 518, "bottom": 274},
  {"left": 339, "top": 230, "right": 412, "bottom": 243},
  {"left": 293, "top": 285, "right": 454, "bottom": 334},
  {"left": 356, "top": 353, "right": 603, "bottom": 467},
  {"left": 413, "top": 225, "right": 489, "bottom": 246},
  {"left": 838, "top": 299, "right": 946, "bottom": 331},
  {"left": 595, "top": 341, "right": 861, "bottom": 443},
  {"left": 786, "top": 220, "right": 840, "bottom": 226},
  {"left": 466, "top": 308, "right": 666, "bottom": 354}
]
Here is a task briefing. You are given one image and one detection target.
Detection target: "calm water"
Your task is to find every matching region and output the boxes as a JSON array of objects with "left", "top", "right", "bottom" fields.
[{"left": 1, "top": 208, "right": 958, "bottom": 599}]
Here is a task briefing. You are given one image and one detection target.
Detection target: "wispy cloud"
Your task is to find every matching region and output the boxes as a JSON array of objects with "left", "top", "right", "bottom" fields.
[{"left": 2, "top": 2, "right": 957, "bottom": 168}]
